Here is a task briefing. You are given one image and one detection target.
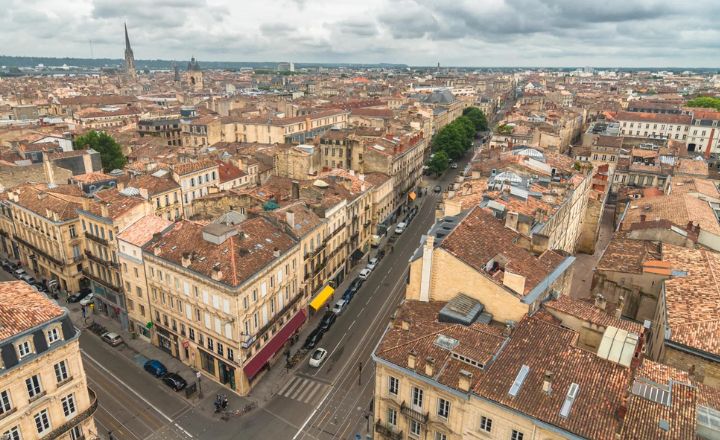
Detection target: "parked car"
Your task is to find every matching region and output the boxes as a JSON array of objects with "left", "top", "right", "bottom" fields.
[
  {"left": 451, "top": 162, "right": 459, "bottom": 169},
  {"left": 1, "top": 260, "right": 17, "bottom": 272},
  {"left": 68, "top": 288, "right": 92, "bottom": 303},
  {"left": 303, "top": 328, "right": 325, "bottom": 350},
  {"left": 101, "top": 332, "right": 123, "bottom": 347},
  {"left": 19, "top": 275, "right": 36, "bottom": 285},
  {"left": 13, "top": 268, "right": 26, "bottom": 278},
  {"left": 366, "top": 257, "right": 378, "bottom": 271},
  {"left": 162, "top": 373, "right": 187, "bottom": 391},
  {"left": 358, "top": 268, "right": 371, "bottom": 280},
  {"left": 79, "top": 293, "right": 95, "bottom": 306},
  {"left": 434, "top": 185, "right": 442, "bottom": 193},
  {"left": 309, "top": 348, "right": 328, "bottom": 367},
  {"left": 143, "top": 359, "right": 168, "bottom": 377},
  {"left": 318, "top": 311, "right": 337, "bottom": 332},
  {"left": 349, "top": 277, "right": 364, "bottom": 291},
  {"left": 394, "top": 222, "right": 407, "bottom": 235},
  {"left": 331, "top": 299, "right": 347, "bottom": 315}
]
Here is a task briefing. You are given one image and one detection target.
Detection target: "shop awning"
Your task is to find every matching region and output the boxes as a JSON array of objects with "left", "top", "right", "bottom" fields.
[
  {"left": 408, "top": 191, "right": 417, "bottom": 201},
  {"left": 243, "top": 309, "right": 306, "bottom": 380},
  {"left": 309, "top": 285, "right": 335, "bottom": 311}
]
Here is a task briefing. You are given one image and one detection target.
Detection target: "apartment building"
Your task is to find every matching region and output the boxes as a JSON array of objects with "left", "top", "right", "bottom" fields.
[
  {"left": 617, "top": 111, "right": 691, "bottom": 141},
  {"left": 2, "top": 184, "right": 86, "bottom": 294},
  {"left": 137, "top": 116, "right": 183, "bottom": 147},
  {"left": 224, "top": 109, "right": 349, "bottom": 144},
  {"left": 181, "top": 116, "right": 223, "bottom": 148},
  {"left": 117, "top": 215, "right": 173, "bottom": 341},
  {"left": 120, "top": 175, "right": 183, "bottom": 221},
  {"left": 142, "top": 217, "right": 303, "bottom": 394},
  {"left": 171, "top": 160, "right": 219, "bottom": 217},
  {"left": 78, "top": 188, "right": 152, "bottom": 330},
  {"left": 0, "top": 281, "right": 97, "bottom": 440}
]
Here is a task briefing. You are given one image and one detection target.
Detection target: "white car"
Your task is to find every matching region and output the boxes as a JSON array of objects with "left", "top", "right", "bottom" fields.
[
  {"left": 394, "top": 222, "right": 407, "bottom": 234},
  {"left": 309, "top": 348, "right": 328, "bottom": 367},
  {"left": 358, "top": 268, "right": 372, "bottom": 280},
  {"left": 331, "top": 299, "right": 347, "bottom": 315},
  {"left": 80, "top": 293, "right": 95, "bottom": 306},
  {"left": 366, "top": 257, "right": 378, "bottom": 271}
]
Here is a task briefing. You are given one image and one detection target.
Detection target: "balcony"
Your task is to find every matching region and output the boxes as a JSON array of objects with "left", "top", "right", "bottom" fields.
[
  {"left": 375, "top": 420, "right": 403, "bottom": 440},
  {"left": 85, "top": 250, "right": 120, "bottom": 269},
  {"left": 253, "top": 291, "right": 303, "bottom": 342},
  {"left": 84, "top": 231, "right": 109, "bottom": 246},
  {"left": 45, "top": 387, "right": 98, "bottom": 440},
  {"left": 14, "top": 236, "right": 64, "bottom": 267},
  {"left": 401, "top": 401, "right": 429, "bottom": 424},
  {"left": 81, "top": 268, "right": 122, "bottom": 293}
]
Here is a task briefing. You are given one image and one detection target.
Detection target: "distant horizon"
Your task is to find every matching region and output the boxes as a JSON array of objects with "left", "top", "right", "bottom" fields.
[{"left": 1, "top": 55, "right": 718, "bottom": 71}]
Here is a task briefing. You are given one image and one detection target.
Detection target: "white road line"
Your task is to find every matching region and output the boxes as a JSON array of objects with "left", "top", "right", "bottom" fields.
[
  {"left": 81, "top": 350, "right": 175, "bottom": 424},
  {"left": 87, "top": 374, "right": 157, "bottom": 434},
  {"left": 296, "top": 382, "right": 316, "bottom": 403},
  {"left": 304, "top": 382, "right": 322, "bottom": 404},
  {"left": 278, "top": 376, "right": 299, "bottom": 396},
  {"left": 174, "top": 423, "right": 194, "bottom": 439},
  {"left": 290, "top": 381, "right": 310, "bottom": 400},
  {"left": 283, "top": 377, "right": 304, "bottom": 398},
  {"left": 348, "top": 320, "right": 356, "bottom": 330},
  {"left": 93, "top": 399, "right": 144, "bottom": 440}
]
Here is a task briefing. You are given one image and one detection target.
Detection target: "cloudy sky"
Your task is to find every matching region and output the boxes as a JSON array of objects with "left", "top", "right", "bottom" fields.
[{"left": 1, "top": 0, "right": 718, "bottom": 67}]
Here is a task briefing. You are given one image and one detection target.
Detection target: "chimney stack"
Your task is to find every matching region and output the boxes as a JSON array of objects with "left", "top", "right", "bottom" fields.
[
  {"left": 407, "top": 350, "right": 417, "bottom": 370},
  {"left": 640, "top": 214, "right": 646, "bottom": 222},
  {"left": 400, "top": 320, "right": 410, "bottom": 331},
  {"left": 291, "top": 180, "right": 300, "bottom": 200},
  {"left": 425, "top": 357, "right": 435, "bottom": 377},
  {"left": 286, "top": 210, "right": 295, "bottom": 228},
  {"left": 594, "top": 293, "right": 607, "bottom": 311},
  {"left": 458, "top": 370, "right": 472, "bottom": 392},
  {"left": 542, "top": 371, "right": 554, "bottom": 394},
  {"left": 181, "top": 252, "right": 191, "bottom": 268},
  {"left": 273, "top": 247, "right": 280, "bottom": 258},
  {"left": 211, "top": 264, "right": 223, "bottom": 281}
]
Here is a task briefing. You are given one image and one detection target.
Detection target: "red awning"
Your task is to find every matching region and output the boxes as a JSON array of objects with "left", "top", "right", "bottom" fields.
[{"left": 243, "top": 309, "right": 306, "bottom": 380}]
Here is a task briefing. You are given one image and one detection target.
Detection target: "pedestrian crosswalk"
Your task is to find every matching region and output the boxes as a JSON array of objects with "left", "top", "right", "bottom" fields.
[{"left": 276, "top": 375, "right": 328, "bottom": 405}]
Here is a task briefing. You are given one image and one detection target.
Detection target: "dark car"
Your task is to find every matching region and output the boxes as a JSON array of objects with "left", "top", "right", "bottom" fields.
[
  {"left": 303, "top": 328, "right": 325, "bottom": 350},
  {"left": 342, "top": 287, "right": 356, "bottom": 304},
  {"left": 349, "top": 277, "right": 364, "bottom": 291},
  {"left": 143, "top": 359, "right": 168, "bottom": 377},
  {"left": 68, "top": 288, "right": 92, "bottom": 303},
  {"left": 434, "top": 185, "right": 442, "bottom": 193},
  {"left": 318, "top": 311, "right": 337, "bottom": 332},
  {"left": 162, "top": 373, "right": 187, "bottom": 391}
]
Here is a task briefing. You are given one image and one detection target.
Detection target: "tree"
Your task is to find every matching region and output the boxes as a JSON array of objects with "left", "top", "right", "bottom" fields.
[
  {"left": 73, "top": 131, "right": 127, "bottom": 172},
  {"left": 428, "top": 150, "right": 449, "bottom": 175},
  {"left": 686, "top": 96, "right": 720, "bottom": 111},
  {"left": 462, "top": 107, "right": 489, "bottom": 131}
]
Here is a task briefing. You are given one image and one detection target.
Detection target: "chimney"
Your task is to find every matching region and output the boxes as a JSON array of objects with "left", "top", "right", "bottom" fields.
[
  {"left": 458, "top": 370, "right": 472, "bottom": 392},
  {"left": 181, "top": 252, "right": 191, "bottom": 268},
  {"left": 400, "top": 320, "right": 410, "bottom": 331},
  {"left": 407, "top": 350, "right": 417, "bottom": 370},
  {"left": 542, "top": 371, "right": 554, "bottom": 394},
  {"left": 291, "top": 180, "right": 300, "bottom": 200},
  {"left": 640, "top": 214, "right": 646, "bottom": 222},
  {"left": 425, "top": 357, "right": 435, "bottom": 377},
  {"left": 594, "top": 293, "right": 607, "bottom": 311},
  {"left": 286, "top": 210, "right": 295, "bottom": 228},
  {"left": 153, "top": 246, "right": 162, "bottom": 256},
  {"left": 615, "top": 295, "right": 625, "bottom": 319},
  {"left": 211, "top": 264, "right": 223, "bottom": 281},
  {"left": 273, "top": 247, "right": 280, "bottom": 258}
]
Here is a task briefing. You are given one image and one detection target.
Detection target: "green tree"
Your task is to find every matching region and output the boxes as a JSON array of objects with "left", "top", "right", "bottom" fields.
[
  {"left": 433, "top": 124, "right": 465, "bottom": 160},
  {"left": 428, "top": 150, "right": 449, "bottom": 175},
  {"left": 454, "top": 116, "right": 476, "bottom": 149},
  {"left": 73, "top": 131, "right": 127, "bottom": 172},
  {"left": 462, "top": 107, "right": 489, "bottom": 131},
  {"left": 686, "top": 96, "right": 720, "bottom": 111}
]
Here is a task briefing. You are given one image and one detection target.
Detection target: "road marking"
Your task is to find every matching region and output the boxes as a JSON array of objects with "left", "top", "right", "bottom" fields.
[
  {"left": 278, "top": 376, "right": 300, "bottom": 396},
  {"left": 87, "top": 373, "right": 159, "bottom": 435},
  {"left": 348, "top": 320, "right": 356, "bottom": 330},
  {"left": 81, "top": 350, "right": 175, "bottom": 424},
  {"left": 279, "top": 376, "right": 328, "bottom": 405},
  {"left": 174, "top": 423, "right": 194, "bottom": 438}
]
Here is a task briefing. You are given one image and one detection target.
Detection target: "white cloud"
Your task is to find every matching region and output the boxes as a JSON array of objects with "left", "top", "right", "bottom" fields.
[{"left": 0, "top": 0, "right": 717, "bottom": 66}]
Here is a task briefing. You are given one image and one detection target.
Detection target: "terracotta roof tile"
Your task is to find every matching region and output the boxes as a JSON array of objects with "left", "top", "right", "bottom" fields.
[{"left": 0, "top": 281, "right": 65, "bottom": 341}]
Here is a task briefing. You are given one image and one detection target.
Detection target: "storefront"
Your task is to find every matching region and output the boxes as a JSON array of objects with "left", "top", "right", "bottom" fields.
[{"left": 243, "top": 309, "right": 307, "bottom": 382}]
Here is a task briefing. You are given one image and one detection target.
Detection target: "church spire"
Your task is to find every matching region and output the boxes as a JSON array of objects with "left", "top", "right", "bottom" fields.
[{"left": 123, "top": 22, "right": 136, "bottom": 79}]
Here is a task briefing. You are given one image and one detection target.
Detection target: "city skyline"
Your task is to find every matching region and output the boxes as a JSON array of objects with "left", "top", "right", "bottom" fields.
[{"left": 1, "top": 0, "right": 719, "bottom": 68}]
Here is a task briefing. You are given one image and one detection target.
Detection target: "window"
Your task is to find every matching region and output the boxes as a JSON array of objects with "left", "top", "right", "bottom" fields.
[
  {"left": 69, "top": 225, "right": 77, "bottom": 238},
  {"left": 388, "top": 376, "right": 399, "bottom": 395},
  {"left": 34, "top": 409, "right": 51, "bottom": 435},
  {"left": 217, "top": 342, "right": 224, "bottom": 356},
  {"left": 435, "top": 433, "right": 447, "bottom": 440},
  {"left": 3, "top": 426, "right": 20, "bottom": 440},
  {"left": 17, "top": 341, "right": 31, "bottom": 358},
  {"left": 511, "top": 430, "right": 524, "bottom": 440},
  {"left": 437, "top": 397, "right": 450, "bottom": 419},
  {"left": 189, "top": 328, "right": 195, "bottom": 341},
  {"left": 70, "top": 426, "right": 83, "bottom": 440},
  {"left": 46, "top": 328, "right": 60, "bottom": 344},
  {"left": 227, "top": 348, "right": 234, "bottom": 361},
  {"left": 412, "top": 386, "right": 423, "bottom": 409},
  {"left": 54, "top": 360, "right": 69, "bottom": 383},
  {"left": 410, "top": 419, "right": 421, "bottom": 437},
  {"left": 387, "top": 408, "right": 397, "bottom": 426},
  {"left": 25, "top": 375, "right": 42, "bottom": 399},
  {"left": 480, "top": 416, "right": 492, "bottom": 432},
  {"left": 0, "top": 390, "right": 12, "bottom": 415},
  {"left": 61, "top": 394, "right": 76, "bottom": 417}
]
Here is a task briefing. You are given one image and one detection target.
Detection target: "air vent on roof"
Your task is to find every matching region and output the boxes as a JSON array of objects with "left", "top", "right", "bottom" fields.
[
  {"left": 450, "top": 352, "right": 483, "bottom": 369},
  {"left": 560, "top": 383, "right": 580, "bottom": 418},
  {"left": 509, "top": 365, "right": 530, "bottom": 397},
  {"left": 631, "top": 379, "right": 671, "bottom": 406}
]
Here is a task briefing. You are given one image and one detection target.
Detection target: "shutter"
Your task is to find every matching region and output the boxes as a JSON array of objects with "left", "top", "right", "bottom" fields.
[
  {"left": 223, "top": 299, "right": 230, "bottom": 314},
  {"left": 204, "top": 313, "right": 211, "bottom": 329},
  {"left": 33, "top": 331, "right": 48, "bottom": 355},
  {"left": 185, "top": 304, "right": 192, "bottom": 320},
  {"left": 214, "top": 318, "right": 221, "bottom": 334},
  {"left": 224, "top": 324, "right": 232, "bottom": 339},
  {"left": 0, "top": 344, "right": 18, "bottom": 368}
]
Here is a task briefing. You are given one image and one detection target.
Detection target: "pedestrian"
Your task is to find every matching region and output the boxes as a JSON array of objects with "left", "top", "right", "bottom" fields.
[
  {"left": 108, "top": 431, "right": 115, "bottom": 440},
  {"left": 222, "top": 395, "right": 228, "bottom": 409}
]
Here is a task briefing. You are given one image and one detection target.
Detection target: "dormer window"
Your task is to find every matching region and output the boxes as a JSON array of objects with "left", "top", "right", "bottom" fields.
[
  {"left": 46, "top": 327, "right": 61, "bottom": 345},
  {"left": 17, "top": 340, "right": 32, "bottom": 358}
]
